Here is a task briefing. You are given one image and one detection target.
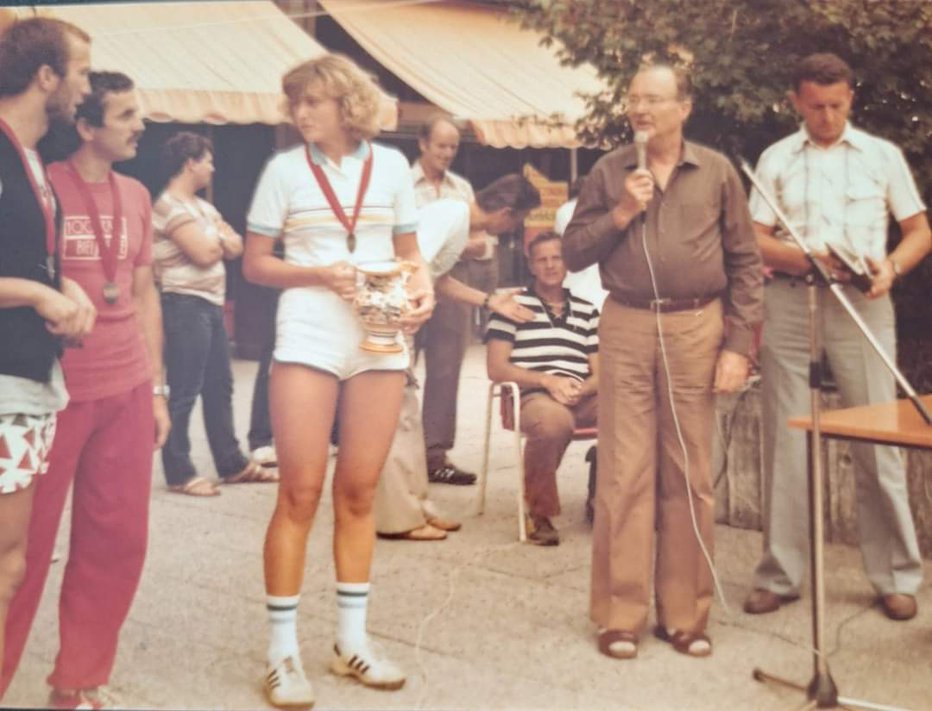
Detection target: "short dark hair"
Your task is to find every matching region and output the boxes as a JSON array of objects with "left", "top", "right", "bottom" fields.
[
  {"left": 418, "top": 114, "right": 460, "bottom": 142},
  {"left": 161, "top": 131, "right": 213, "bottom": 181},
  {"left": 0, "top": 17, "right": 90, "bottom": 98},
  {"left": 76, "top": 71, "right": 135, "bottom": 128},
  {"left": 636, "top": 61, "right": 693, "bottom": 100},
  {"left": 793, "top": 53, "right": 854, "bottom": 91},
  {"left": 475, "top": 174, "right": 541, "bottom": 214},
  {"left": 527, "top": 230, "right": 562, "bottom": 259}
]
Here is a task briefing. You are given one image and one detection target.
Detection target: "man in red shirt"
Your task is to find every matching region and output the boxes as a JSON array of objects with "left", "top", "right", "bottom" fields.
[{"left": 1, "top": 71, "right": 168, "bottom": 710}]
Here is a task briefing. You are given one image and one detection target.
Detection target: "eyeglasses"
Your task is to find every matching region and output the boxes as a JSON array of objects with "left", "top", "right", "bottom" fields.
[{"left": 626, "top": 95, "right": 679, "bottom": 109}]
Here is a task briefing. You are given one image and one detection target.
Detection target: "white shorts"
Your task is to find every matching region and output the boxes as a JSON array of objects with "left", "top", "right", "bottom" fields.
[
  {"left": 274, "top": 286, "right": 409, "bottom": 379},
  {"left": 0, "top": 412, "right": 57, "bottom": 495}
]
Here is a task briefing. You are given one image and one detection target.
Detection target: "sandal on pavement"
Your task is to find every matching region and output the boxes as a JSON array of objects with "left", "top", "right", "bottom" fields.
[
  {"left": 167, "top": 475, "right": 220, "bottom": 497},
  {"left": 597, "top": 629, "right": 638, "bottom": 659},
  {"left": 654, "top": 625, "right": 712, "bottom": 657},
  {"left": 330, "top": 642, "right": 406, "bottom": 690},
  {"left": 48, "top": 688, "right": 104, "bottom": 710},
  {"left": 265, "top": 655, "right": 315, "bottom": 708},
  {"left": 377, "top": 524, "right": 447, "bottom": 541},
  {"left": 426, "top": 516, "right": 462, "bottom": 532},
  {"left": 223, "top": 459, "right": 279, "bottom": 485}
]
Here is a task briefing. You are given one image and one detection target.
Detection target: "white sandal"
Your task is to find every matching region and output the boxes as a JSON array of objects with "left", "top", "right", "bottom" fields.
[
  {"left": 330, "top": 641, "right": 405, "bottom": 690},
  {"left": 265, "top": 655, "right": 315, "bottom": 708}
]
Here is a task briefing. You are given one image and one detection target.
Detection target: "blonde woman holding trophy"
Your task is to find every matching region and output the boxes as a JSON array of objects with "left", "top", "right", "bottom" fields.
[{"left": 243, "top": 53, "right": 432, "bottom": 707}]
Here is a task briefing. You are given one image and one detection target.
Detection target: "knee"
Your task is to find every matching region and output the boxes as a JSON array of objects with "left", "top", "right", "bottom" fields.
[
  {"left": 333, "top": 480, "right": 376, "bottom": 520},
  {"left": 525, "top": 411, "right": 574, "bottom": 445},
  {"left": 0, "top": 547, "right": 27, "bottom": 605},
  {"left": 278, "top": 481, "right": 325, "bottom": 523}
]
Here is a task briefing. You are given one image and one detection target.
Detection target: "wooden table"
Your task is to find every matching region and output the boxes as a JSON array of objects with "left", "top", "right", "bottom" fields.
[{"left": 788, "top": 394, "right": 932, "bottom": 449}]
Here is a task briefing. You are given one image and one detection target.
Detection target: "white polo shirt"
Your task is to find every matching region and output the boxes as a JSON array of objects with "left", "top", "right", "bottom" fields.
[
  {"left": 416, "top": 199, "right": 469, "bottom": 282},
  {"left": 749, "top": 123, "right": 926, "bottom": 262},
  {"left": 248, "top": 140, "right": 417, "bottom": 263}
]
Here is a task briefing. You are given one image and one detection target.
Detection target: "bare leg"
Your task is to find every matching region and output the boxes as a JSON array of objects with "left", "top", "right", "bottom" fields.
[
  {"left": 0, "top": 484, "right": 35, "bottom": 698},
  {"left": 263, "top": 364, "right": 339, "bottom": 596},
  {"left": 332, "top": 370, "right": 405, "bottom": 582}
]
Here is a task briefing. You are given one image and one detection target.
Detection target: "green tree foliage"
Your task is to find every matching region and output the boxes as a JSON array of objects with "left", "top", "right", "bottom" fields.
[
  {"left": 515, "top": 0, "right": 932, "bottom": 375},
  {"left": 514, "top": 1, "right": 930, "bottom": 190}
]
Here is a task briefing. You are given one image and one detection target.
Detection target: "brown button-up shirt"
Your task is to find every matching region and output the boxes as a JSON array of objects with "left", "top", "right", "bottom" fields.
[{"left": 563, "top": 141, "right": 763, "bottom": 355}]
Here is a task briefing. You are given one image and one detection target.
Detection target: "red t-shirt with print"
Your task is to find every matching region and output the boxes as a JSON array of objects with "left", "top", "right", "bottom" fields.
[{"left": 48, "top": 162, "right": 153, "bottom": 402}]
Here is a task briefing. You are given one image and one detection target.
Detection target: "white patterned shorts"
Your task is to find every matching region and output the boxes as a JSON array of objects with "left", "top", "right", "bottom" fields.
[{"left": 0, "top": 412, "right": 57, "bottom": 495}]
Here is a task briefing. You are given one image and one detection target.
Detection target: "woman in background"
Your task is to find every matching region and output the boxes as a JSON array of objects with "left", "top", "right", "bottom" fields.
[{"left": 154, "top": 132, "right": 273, "bottom": 496}]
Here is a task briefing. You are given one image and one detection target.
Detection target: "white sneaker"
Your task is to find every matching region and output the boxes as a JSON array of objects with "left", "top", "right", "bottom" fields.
[
  {"left": 265, "top": 655, "right": 315, "bottom": 707},
  {"left": 330, "top": 642, "right": 405, "bottom": 690},
  {"left": 251, "top": 445, "right": 278, "bottom": 468}
]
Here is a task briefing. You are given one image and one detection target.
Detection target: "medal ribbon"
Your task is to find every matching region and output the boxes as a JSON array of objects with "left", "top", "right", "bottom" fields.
[
  {"left": 65, "top": 160, "right": 123, "bottom": 286},
  {"left": 305, "top": 144, "right": 373, "bottom": 253},
  {"left": 0, "top": 117, "right": 57, "bottom": 277}
]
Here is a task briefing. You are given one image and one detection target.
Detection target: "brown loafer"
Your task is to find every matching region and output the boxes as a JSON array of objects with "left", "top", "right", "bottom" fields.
[
  {"left": 880, "top": 593, "right": 917, "bottom": 621},
  {"left": 597, "top": 629, "right": 638, "bottom": 660},
  {"left": 377, "top": 524, "right": 447, "bottom": 541},
  {"left": 426, "top": 516, "right": 462, "bottom": 532},
  {"left": 743, "top": 588, "right": 799, "bottom": 615}
]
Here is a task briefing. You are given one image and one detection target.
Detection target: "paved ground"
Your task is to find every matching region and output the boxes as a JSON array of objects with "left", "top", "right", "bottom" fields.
[{"left": 5, "top": 345, "right": 931, "bottom": 710}]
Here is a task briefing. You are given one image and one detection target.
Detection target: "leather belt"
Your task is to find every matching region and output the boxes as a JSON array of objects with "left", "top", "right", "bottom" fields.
[
  {"left": 610, "top": 294, "right": 719, "bottom": 313},
  {"left": 769, "top": 271, "right": 824, "bottom": 286}
]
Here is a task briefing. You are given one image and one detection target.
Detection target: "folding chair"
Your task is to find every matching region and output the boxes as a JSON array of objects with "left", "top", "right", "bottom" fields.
[{"left": 475, "top": 381, "right": 598, "bottom": 542}]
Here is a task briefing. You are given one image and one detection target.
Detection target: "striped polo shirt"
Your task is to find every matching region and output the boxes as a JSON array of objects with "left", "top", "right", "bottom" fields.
[{"left": 485, "top": 287, "right": 599, "bottom": 394}]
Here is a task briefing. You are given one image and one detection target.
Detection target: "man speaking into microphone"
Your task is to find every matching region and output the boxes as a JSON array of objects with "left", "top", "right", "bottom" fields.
[{"left": 563, "top": 62, "right": 762, "bottom": 659}]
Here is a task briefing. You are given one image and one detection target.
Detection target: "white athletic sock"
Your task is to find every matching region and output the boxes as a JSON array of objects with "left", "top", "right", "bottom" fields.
[
  {"left": 336, "top": 582, "right": 370, "bottom": 653},
  {"left": 266, "top": 594, "right": 300, "bottom": 666}
]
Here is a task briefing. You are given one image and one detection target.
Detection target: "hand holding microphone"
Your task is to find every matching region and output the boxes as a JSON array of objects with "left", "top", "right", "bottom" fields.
[{"left": 612, "top": 130, "right": 654, "bottom": 229}]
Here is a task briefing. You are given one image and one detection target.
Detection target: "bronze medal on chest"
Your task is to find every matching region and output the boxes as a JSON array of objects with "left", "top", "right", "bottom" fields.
[{"left": 102, "top": 281, "right": 119, "bottom": 304}]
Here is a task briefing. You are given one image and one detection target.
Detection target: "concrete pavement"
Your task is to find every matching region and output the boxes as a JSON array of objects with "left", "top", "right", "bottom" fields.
[{"left": 5, "top": 345, "right": 931, "bottom": 710}]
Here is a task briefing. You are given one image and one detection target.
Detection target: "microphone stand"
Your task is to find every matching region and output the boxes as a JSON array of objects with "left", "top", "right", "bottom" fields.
[{"left": 739, "top": 159, "right": 929, "bottom": 711}]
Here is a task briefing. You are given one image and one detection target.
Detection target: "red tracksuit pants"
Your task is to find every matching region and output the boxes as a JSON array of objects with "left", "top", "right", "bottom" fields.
[{"left": 1, "top": 382, "right": 153, "bottom": 694}]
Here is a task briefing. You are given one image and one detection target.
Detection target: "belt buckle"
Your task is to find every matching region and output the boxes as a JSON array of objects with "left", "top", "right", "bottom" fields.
[{"left": 649, "top": 298, "right": 671, "bottom": 312}]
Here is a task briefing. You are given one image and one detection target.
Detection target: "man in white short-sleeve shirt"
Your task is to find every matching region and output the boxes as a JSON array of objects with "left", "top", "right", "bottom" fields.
[
  {"left": 374, "top": 197, "right": 536, "bottom": 540},
  {"left": 744, "top": 53, "right": 931, "bottom": 622}
]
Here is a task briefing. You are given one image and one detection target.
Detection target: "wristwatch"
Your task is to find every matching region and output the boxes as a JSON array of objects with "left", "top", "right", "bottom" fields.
[
  {"left": 481, "top": 293, "right": 492, "bottom": 310},
  {"left": 153, "top": 384, "right": 171, "bottom": 397}
]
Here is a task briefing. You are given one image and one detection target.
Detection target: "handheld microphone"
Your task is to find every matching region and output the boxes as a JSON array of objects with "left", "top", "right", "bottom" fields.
[{"left": 634, "top": 130, "right": 649, "bottom": 171}]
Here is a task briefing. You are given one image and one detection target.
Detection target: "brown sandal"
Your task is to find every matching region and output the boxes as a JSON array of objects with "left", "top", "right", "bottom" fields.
[
  {"left": 222, "top": 460, "right": 279, "bottom": 485},
  {"left": 597, "top": 629, "right": 638, "bottom": 659},
  {"left": 653, "top": 626, "right": 712, "bottom": 657},
  {"left": 377, "top": 524, "right": 447, "bottom": 541},
  {"left": 168, "top": 476, "right": 220, "bottom": 497}
]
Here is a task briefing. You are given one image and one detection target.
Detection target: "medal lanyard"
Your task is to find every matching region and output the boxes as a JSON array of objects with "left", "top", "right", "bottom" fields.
[
  {"left": 65, "top": 160, "right": 123, "bottom": 287},
  {"left": 305, "top": 144, "right": 373, "bottom": 253},
  {"left": 0, "top": 117, "right": 57, "bottom": 275}
]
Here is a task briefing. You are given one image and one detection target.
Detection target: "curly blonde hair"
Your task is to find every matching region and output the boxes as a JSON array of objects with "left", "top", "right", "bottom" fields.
[{"left": 281, "top": 54, "right": 382, "bottom": 142}]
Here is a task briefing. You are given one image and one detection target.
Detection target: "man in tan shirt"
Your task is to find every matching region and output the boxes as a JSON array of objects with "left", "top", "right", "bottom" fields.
[{"left": 564, "top": 63, "right": 762, "bottom": 659}]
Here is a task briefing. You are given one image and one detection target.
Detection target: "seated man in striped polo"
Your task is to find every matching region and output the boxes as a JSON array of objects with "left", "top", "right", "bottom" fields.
[{"left": 486, "top": 232, "right": 599, "bottom": 546}]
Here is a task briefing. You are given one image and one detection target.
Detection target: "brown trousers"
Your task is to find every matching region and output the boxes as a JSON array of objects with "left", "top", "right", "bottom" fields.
[
  {"left": 422, "top": 258, "right": 498, "bottom": 470},
  {"left": 520, "top": 392, "right": 597, "bottom": 518},
  {"left": 590, "top": 298, "right": 722, "bottom": 635}
]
